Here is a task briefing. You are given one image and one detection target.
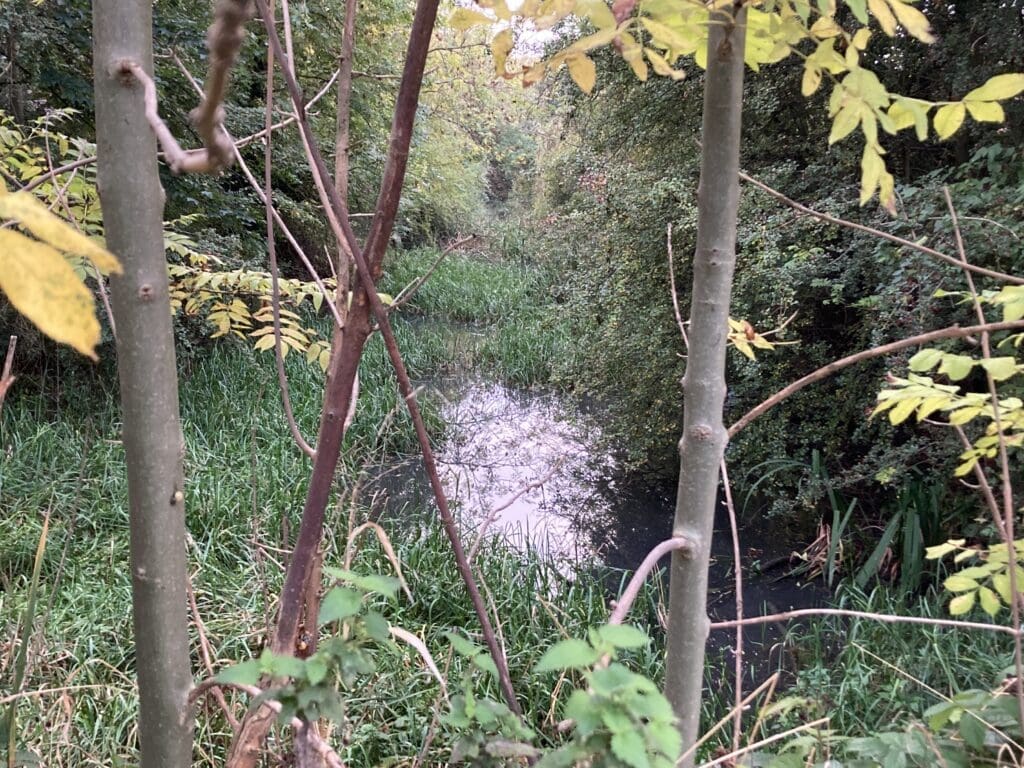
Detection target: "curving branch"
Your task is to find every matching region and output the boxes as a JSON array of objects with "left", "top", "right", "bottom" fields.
[
  {"left": 607, "top": 537, "right": 693, "bottom": 626},
  {"left": 739, "top": 170, "right": 1024, "bottom": 286},
  {"left": 709, "top": 607, "right": 1023, "bottom": 637},
  {"left": 728, "top": 320, "right": 1024, "bottom": 438}
]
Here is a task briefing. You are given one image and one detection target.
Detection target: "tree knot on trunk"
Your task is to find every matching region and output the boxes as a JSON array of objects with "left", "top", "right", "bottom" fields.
[{"left": 689, "top": 423, "right": 714, "bottom": 441}]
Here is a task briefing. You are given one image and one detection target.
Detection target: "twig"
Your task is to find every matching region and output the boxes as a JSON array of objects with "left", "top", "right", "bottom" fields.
[
  {"left": 608, "top": 537, "right": 693, "bottom": 626},
  {"left": 679, "top": 673, "right": 780, "bottom": 765},
  {"left": 0, "top": 335, "right": 17, "bottom": 412},
  {"left": 720, "top": 460, "right": 743, "bottom": 754},
  {"left": 728, "top": 320, "right": 1024, "bottom": 437},
  {"left": 0, "top": 685, "right": 108, "bottom": 706},
  {"left": 187, "top": 576, "right": 241, "bottom": 732},
  {"left": 119, "top": 60, "right": 226, "bottom": 174},
  {"left": 698, "top": 717, "right": 830, "bottom": 768},
  {"left": 391, "top": 235, "right": 476, "bottom": 311},
  {"left": 192, "top": 0, "right": 253, "bottom": 170},
  {"left": 943, "top": 185, "right": 1024, "bottom": 732},
  {"left": 666, "top": 223, "right": 688, "bottom": 348},
  {"left": 951, "top": 423, "right": 1006, "bottom": 540},
  {"left": 467, "top": 459, "right": 564, "bottom": 563},
  {"left": 739, "top": 170, "right": 1024, "bottom": 285},
  {"left": 710, "top": 607, "right": 1023, "bottom": 636},
  {"left": 169, "top": 52, "right": 345, "bottom": 332},
  {"left": 264, "top": 0, "right": 316, "bottom": 460}
]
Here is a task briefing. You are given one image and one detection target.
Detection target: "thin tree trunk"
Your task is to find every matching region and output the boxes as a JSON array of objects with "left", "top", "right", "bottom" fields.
[
  {"left": 664, "top": 5, "right": 746, "bottom": 763},
  {"left": 92, "top": 4, "right": 193, "bottom": 767}
]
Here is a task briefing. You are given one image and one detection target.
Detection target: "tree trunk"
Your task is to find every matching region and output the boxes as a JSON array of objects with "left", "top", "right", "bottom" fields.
[
  {"left": 664, "top": 5, "right": 746, "bottom": 763},
  {"left": 92, "top": 6, "right": 193, "bottom": 768}
]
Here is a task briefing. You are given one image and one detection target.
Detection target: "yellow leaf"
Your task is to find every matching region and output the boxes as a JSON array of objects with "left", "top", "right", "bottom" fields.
[
  {"left": 886, "top": 0, "right": 934, "bottom": 43},
  {"left": 576, "top": 0, "right": 615, "bottom": 28},
  {"left": 933, "top": 102, "right": 965, "bottom": 140},
  {"left": 829, "top": 104, "right": 861, "bottom": 144},
  {"left": 978, "top": 585, "right": 1000, "bottom": 617},
  {"left": 859, "top": 144, "right": 884, "bottom": 204},
  {"left": 447, "top": 7, "right": 493, "bottom": 30},
  {"left": 963, "top": 73, "right": 1024, "bottom": 102},
  {"left": 567, "top": 54, "right": 597, "bottom": 94},
  {"left": 852, "top": 27, "right": 872, "bottom": 49},
  {"left": 887, "top": 397, "right": 918, "bottom": 425},
  {"left": 0, "top": 192, "right": 121, "bottom": 275},
  {"left": 491, "top": 29, "right": 513, "bottom": 76},
  {"left": 646, "top": 48, "right": 682, "bottom": 80},
  {"left": 964, "top": 100, "right": 1005, "bottom": 123},
  {"left": 948, "top": 590, "right": 975, "bottom": 615},
  {"left": 0, "top": 230, "right": 101, "bottom": 359},
  {"left": 810, "top": 16, "right": 843, "bottom": 38},
  {"left": 802, "top": 65, "right": 822, "bottom": 96},
  {"left": 867, "top": 0, "right": 897, "bottom": 35}
]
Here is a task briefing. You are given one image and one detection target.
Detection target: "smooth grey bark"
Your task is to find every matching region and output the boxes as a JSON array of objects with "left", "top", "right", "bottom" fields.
[
  {"left": 93, "top": 5, "right": 193, "bottom": 767},
  {"left": 664, "top": 5, "right": 746, "bottom": 763}
]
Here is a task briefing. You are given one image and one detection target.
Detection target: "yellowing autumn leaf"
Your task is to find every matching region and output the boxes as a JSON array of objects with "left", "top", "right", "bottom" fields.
[
  {"left": 0, "top": 191, "right": 121, "bottom": 275},
  {"left": 447, "top": 7, "right": 493, "bottom": 30},
  {"left": 886, "top": 0, "right": 934, "bottom": 43},
  {"left": 567, "top": 54, "right": 597, "bottom": 94},
  {"left": 0, "top": 230, "right": 102, "bottom": 359},
  {"left": 933, "top": 102, "right": 965, "bottom": 140},
  {"left": 963, "top": 73, "right": 1024, "bottom": 102}
]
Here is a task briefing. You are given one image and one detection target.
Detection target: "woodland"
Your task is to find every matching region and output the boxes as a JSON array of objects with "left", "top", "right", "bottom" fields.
[{"left": 1, "top": 0, "right": 1024, "bottom": 766}]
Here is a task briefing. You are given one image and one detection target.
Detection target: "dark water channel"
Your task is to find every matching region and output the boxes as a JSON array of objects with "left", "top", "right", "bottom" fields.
[{"left": 371, "top": 360, "right": 830, "bottom": 678}]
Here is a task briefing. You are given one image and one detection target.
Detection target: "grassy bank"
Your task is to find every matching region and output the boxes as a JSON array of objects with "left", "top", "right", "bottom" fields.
[{"left": 2, "top": 247, "right": 1013, "bottom": 765}]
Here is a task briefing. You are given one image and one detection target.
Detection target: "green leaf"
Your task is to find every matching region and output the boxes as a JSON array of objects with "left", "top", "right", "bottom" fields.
[
  {"left": 908, "top": 348, "right": 943, "bottom": 372},
  {"left": 322, "top": 568, "right": 401, "bottom": 598},
  {"left": 534, "top": 639, "right": 599, "bottom": 672},
  {"left": 978, "top": 586, "right": 1000, "bottom": 617},
  {"left": 565, "top": 689, "right": 602, "bottom": 736},
  {"left": 215, "top": 659, "right": 262, "bottom": 686},
  {"left": 265, "top": 653, "right": 306, "bottom": 678},
  {"left": 445, "top": 631, "right": 485, "bottom": 659},
  {"left": 933, "top": 103, "right": 966, "bottom": 140},
  {"left": 594, "top": 623, "right": 650, "bottom": 649},
  {"left": 305, "top": 655, "right": 329, "bottom": 686},
  {"left": 472, "top": 652, "right": 499, "bottom": 677},
  {"left": 611, "top": 729, "right": 651, "bottom": 768},
  {"left": 963, "top": 73, "right": 1024, "bottom": 102},
  {"left": 362, "top": 610, "right": 390, "bottom": 642},
  {"left": 992, "top": 572, "right": 1012, "bottom": 603},
  {"left": 846, "top": 0, "right": 868, "bottom": 23},
  {"left": 959, "top": 712, "right": 986, "bottom": 750},
  {"left": 925, "top": 540, "right": 964, "bottom": 559},
  {"left": 964, "top": 100, "right": 1005, "bottom": 123},
  {"left": 318, "top": 587, "right": 362, "bottom": 625}
]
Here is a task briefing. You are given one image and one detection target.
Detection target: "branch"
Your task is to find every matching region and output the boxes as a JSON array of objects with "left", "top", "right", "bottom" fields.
[
  {"left": 190, "top": 681, "right": 346, "bottom": 767},
  {"left": 709, "top": 607, "right": 1023, "bottom": 637},
  {"left": 264, "top": 0, "right": 316, "bottom": 460},
  {"left": 390, "top": 235, "right": 475, "bottom": 312},
  {"left": 0, "top": 335, "right": 17, "bottom": 415},
  {"left": 255, "top": 0, "right": 524, "bottom": 718},
  {"left": 607, "top": 537, "right": 693, "bottom": 626},
  {"left": 728, "top": 320, "right": 1024, "bottom": 438},
  {"left": 739, "top": 170, "right": 1024, "bottom": 286},
  {"left": 192, "top": 0, "right": 253, "bottom": 170}
]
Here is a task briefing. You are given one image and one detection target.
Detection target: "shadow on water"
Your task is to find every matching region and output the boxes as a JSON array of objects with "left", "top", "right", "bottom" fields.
[{"left": 370, "top": 373, "right": 830, "bottom": 683}]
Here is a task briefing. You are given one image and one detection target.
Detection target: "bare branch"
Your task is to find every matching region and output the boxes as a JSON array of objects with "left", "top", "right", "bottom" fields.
[
  {"left": 666, "top": 223, "right": 688, "bottom": 349},
  {"left": 710, "top": 607, "right": 1023, "bottom": 637},
  {"left": 728, "top": 320, "right": 1024, "bottom": 438},
  {"left": 264, "top": 0, "right": 316, "bottom": 460},
  {"left": 192, "top": 0, "right": 253, "bottom": 170},
  {"left": 740, "top": 170, "right": 1024, "bottom": 286},
  {"left": 607, "top": 537, "right": 693, "bottom": 626},
  {"left": 0, "top": 335, "right": 17, "bottom": 413},
  {"left": 720, "top": 460, "right": 743, "bottom": 754},
  {"left": 391, "top": 235, "right": 476, "bottom": 312}
]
